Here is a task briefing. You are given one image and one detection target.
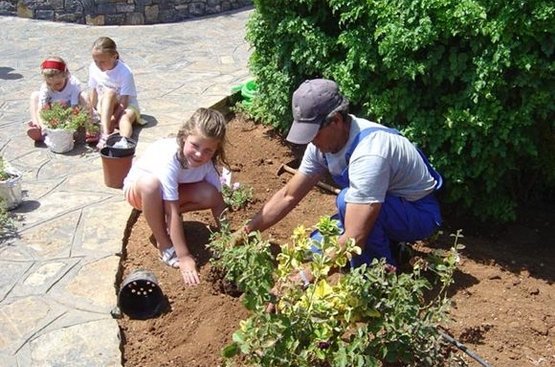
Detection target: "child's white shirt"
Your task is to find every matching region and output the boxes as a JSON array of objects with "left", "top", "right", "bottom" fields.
[
  {"left": 123, "top": 138, "right": 221, "bottom": 201},
  {"left": 88, "top": 59, "right": 139, "bottom": 110},
  {"left": 38, "top": 75, "right": 82, "bottom": 107}
]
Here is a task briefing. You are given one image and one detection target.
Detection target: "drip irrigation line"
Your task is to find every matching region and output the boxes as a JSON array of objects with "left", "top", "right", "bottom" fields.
[{"left": 437, "top": 328, "right": 493, "bottom": 367}]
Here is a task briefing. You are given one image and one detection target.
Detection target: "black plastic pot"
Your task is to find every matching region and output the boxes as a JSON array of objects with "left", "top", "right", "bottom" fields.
[
  {"left": 104, "top": 133, "right": 136, "bottom": 158},
  {"left": 118, "top": 269, "right": 165, "bottom": 319}
]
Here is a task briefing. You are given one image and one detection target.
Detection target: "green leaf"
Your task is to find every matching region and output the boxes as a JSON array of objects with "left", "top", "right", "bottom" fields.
[{"left": 222, "top": 343, "right": 239, "bottom": 358}]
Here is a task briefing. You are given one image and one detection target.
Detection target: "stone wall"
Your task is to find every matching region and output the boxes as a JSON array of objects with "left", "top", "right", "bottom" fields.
[{"left": 0, "top": 0, "right": 252, "bottom": 25}]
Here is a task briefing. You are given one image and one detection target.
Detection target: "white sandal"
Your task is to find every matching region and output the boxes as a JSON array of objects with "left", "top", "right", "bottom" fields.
[{"left": 160, "top": 247, "right": 180, "bottom": 269}]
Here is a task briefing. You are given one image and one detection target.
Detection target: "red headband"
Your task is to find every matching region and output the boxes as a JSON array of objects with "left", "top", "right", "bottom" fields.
[{"left": 40, "top": 60, "right": 67, "bottom": 72}]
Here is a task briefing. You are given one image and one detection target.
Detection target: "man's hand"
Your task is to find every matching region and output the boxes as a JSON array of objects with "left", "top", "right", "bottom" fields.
[
  {"left": 228, "top": 227, "right": 249, "bottom": 247},
  {"left": 265, "top": 266, "right": 313, "bottom": 313},
  {"left": 179, "top": 255, "right": 200, "bottom": 286},
  {"left": 290, "top": 267, "right": 313, "bottom": 289}
]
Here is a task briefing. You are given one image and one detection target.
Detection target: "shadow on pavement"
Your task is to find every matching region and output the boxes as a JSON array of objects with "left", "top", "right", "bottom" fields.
[
  {"left": 0, "top": 66, "right": 23, "bottom": 80},
  {"left": 13, "top": 199, "right": 41, "bottom": 213},
  {"left": 130, "top": 114, "right": 159, "bottom": 144}
]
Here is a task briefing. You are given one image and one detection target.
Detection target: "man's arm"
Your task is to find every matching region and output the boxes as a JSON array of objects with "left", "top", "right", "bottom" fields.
[
  {"left": 339, "top": 202, "right": 381, "bottom": 251},
  {"left": 289, "top": 201, "right": 382, "bottom": 286},
  {"left": 245, "top": 171, "right": 323, "bottom": 233}
]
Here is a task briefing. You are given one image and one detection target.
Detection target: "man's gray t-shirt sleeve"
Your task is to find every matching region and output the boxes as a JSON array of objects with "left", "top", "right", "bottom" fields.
[{"left": 298, "top": 144, "right": 328, "bottom": 177}]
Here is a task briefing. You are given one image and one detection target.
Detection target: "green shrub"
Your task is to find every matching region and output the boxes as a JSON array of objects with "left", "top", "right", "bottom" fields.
[
  {"left": 217, "top": 217, "right": 464, "bottom": 366},
  {"left": 245, "top": 0, "right": 555, "bottom": 223}
]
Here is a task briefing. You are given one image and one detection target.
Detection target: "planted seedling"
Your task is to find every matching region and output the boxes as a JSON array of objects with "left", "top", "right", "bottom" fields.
[{"left": 220, "top": 167, "right": 254, "bottom": 211}]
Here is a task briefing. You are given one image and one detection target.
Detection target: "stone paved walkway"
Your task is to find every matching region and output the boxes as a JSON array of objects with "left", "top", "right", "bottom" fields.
[{"left": 0, "top": 10, "right": 252, "bottom": 366}]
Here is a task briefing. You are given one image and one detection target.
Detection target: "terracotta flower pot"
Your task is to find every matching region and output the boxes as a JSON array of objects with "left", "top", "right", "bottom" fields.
[{"left": 100, "top": 146, "right": 135, "bottom": 189}]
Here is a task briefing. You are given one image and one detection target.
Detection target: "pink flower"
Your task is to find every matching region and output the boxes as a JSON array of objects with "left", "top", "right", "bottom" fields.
[{"left": 233, "top": 182, "right": 241, "bottom": 190}]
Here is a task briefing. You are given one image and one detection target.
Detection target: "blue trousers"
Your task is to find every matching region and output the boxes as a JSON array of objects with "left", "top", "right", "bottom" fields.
[{"left": 311, "top": 188, "right": 441, "bottom": 267}]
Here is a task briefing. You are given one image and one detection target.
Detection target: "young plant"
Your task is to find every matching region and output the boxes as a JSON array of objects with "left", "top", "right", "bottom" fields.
[
  {"left": 222, "top": 182, "right": 254, "bottom": 211},
  {"left": 220, "top": 167, "right": 254, "bottom": 211},
  {"left": 0, "top": 155, "right": 18, "bottom": 182},
  {"left": 207, "top": 218, "right": 274, "bottom": 311},
  {"left": 0, "top": 156, "right": 10, "bottom": 181},
  {"left": 40, "top": 102, "right": 95, "bottom": 132},
  {"left": 222, "top": 216, "right": 464, "bottom": 366}
]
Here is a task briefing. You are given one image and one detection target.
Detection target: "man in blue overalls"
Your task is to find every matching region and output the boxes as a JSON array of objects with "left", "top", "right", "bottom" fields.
[{"left": 238, "top": 78, "right": 442, "bottom": 283}]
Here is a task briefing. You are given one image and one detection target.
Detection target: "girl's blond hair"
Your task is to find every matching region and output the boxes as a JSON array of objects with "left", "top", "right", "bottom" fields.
[
  {"left": 176, "top": 108, "right": 228, "bottom": 167},
  {"left": 92, "top": 36, "right": 119, "bottom": 59},
  {"left": 40, "top": 56, "right": 68, "bottom": 79}
]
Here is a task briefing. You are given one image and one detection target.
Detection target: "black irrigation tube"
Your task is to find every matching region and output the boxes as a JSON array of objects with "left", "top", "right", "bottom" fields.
[{"left": 437, "top": 328, "right": 493, "bottom": 367}]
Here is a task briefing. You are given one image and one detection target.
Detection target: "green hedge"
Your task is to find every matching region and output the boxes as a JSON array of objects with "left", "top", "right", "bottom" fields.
[{"left": 244, "top": 0, "right": 555, "bottom": 223}]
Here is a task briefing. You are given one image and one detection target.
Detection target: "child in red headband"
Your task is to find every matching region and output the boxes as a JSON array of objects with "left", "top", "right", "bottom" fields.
[
  {"left": 88, "top": 37, "right": 143, "bottom": 150},
  {"left": 27, "top": 56, "right": 92, "bottom": 142}
]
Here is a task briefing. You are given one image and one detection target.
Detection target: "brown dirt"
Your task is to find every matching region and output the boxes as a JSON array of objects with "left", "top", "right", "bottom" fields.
[{"left": 118, "top": 115, "right": 554, "bottom": 367}]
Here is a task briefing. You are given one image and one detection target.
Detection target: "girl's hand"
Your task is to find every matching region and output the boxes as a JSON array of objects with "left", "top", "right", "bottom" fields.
[{"left": 179, "top": 255, "right": 200, "bottom": 286}]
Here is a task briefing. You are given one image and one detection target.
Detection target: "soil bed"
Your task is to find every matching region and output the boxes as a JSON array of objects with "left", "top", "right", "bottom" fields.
[{"left": 119, "top": 115, "right": 554, "bottom": 367}]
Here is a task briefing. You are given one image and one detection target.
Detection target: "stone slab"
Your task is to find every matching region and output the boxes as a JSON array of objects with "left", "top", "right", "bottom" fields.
[{"left": 29, "top": 318, "right": 121, "bottom": 367}]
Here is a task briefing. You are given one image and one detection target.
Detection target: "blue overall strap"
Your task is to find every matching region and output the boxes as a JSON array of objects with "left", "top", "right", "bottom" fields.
[{"left": 345, "top": 127, "right": 443, "bottom": 191}]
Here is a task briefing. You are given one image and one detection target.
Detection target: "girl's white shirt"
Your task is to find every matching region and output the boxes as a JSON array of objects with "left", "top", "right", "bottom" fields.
[
  {"left": 88, "top": 59, "right": 139, "bottom": 110},
  {"left": 123, "top": 138, "right": 221, "bottom": 201},
  {"left": 38, "top": 74, "right": 82, "bottom": 107}
]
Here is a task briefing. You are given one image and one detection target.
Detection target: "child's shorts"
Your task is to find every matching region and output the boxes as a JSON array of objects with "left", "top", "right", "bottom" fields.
[
  {"left": 127, "top": 105, "right": 145, "bottom": 125},
  {"left": 124, "top": 182, "right": 142, "bottom": 210}
]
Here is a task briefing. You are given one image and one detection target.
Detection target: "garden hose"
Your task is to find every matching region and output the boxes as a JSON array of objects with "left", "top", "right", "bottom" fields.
[
  {"left": 231, "top": 80, "right": 258, "bottom": 106},
  {"left": 437, "top": 328, "right": 493, "bottom": 367}
]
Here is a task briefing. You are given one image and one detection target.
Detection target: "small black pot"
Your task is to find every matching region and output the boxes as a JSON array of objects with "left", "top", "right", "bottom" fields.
[
  {"left": 104, "top": 133, "right": 136, "bottom": 158},
  {"left": 118, "top": 269, "right": 165, "bottom": 319}
]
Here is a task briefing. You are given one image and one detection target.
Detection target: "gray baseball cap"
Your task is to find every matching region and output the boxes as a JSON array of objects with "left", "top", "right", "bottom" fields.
[{"left": 286, "top": 79, "right": 344, "bottom": 144}]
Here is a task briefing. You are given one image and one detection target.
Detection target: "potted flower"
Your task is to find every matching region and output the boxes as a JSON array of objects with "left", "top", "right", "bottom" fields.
[
  {"left": 40, "top": 102, "right": 94, "bottom": 153},
  {"left": 0, "top": 155, "right": 22, "bottom": 210}
]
